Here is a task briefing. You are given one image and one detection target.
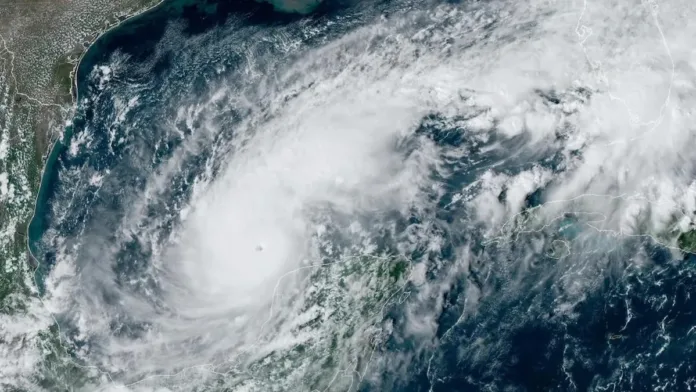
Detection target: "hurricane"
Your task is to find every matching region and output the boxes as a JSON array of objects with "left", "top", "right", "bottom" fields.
[{"left": 20, "top": 0, "right": 696, "bottom": 391}]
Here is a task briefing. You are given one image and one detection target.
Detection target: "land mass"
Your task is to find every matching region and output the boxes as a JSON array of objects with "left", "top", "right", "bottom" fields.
[{"left": 0, "top": 0, "right": 322, "bottom": 389}]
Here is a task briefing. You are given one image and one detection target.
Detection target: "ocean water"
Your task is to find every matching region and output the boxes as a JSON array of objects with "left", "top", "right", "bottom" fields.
[{"left": 27, "top": 0, "right": 696, "bottom": 391}]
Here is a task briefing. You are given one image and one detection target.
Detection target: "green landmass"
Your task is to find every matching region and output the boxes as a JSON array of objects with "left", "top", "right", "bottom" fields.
[
  {"left": 678, "top": 229, "right": 696, "bottom": 254},
  {"left": 0, "top": 0, "right": 323, "bottom": 388},
  {"left": 0, "top": 0, "right": 163, "bottom": 389}
]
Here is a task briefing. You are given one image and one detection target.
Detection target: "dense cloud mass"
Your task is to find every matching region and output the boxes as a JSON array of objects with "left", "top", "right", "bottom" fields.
[{"left": 9, "top": 0, "right": 696, "bottom": 391}]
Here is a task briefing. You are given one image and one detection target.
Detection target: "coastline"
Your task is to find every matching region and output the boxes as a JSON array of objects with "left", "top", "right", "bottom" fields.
[
  {"left": 26, "top": 0, "right": 168, "bottom": 294},
  {"left": 25, "top": 0, "right": 323, "bottom": 294},
  {"left": 70, "top": 2, "right": 168, "bottom": 102}
]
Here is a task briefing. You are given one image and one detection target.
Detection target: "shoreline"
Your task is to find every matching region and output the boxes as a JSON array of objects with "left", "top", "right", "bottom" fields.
[
  {"left": 70, "top": 1, "right": 167, "bottom": 102},
  {"left": 25, "top": 0, "right": 168, "bottom": 294},
  {"left": 24, "top": 0, "right": 322, "bottom": 282}
]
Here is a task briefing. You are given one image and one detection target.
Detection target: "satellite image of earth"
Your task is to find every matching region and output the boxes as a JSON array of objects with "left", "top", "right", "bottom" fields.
[{"left": 1, "top": 0, "right": 696, "bottom": 391}]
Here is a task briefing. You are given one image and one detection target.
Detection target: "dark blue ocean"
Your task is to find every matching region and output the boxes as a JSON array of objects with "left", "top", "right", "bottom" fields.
[{"left": 29, "top": 0, "right": 696, "bottom": 391}]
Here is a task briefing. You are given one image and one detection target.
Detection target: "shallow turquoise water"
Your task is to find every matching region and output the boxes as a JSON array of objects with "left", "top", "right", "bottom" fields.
[{"left": 27, "top": 1, "right": 696, "bottom": 391}]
